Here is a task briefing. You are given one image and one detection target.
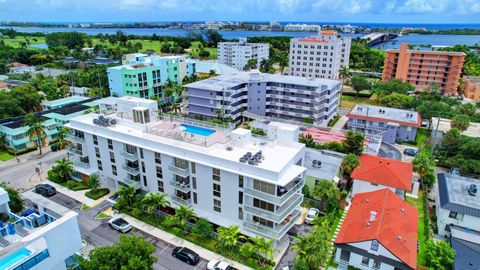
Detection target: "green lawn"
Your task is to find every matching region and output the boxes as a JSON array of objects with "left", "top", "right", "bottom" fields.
[
  {"left": 95, "top": 212, "right": 111, "bottom": 220},
  {"left": 340, "top": 94, "right": 378, "bottom": 109},
  {"left": 80, "top": 204, "right": 91, "bottom": 211},
  {"left": 0, "top": 35, "right": 47, "bottom": 49},
  {"left": 406, "top": 191, "right": 426, "bottom": 266},
  {"left": 0, "top": 150, "right": 14, "bottom": 161}
]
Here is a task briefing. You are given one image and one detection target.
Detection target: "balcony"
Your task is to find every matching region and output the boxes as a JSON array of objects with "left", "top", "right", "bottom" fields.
[
  {"left": 171, "top": 195, "right": 192, "bottom": 207},
  {"left": 168, "top": 163, "right": 191, "bottom": 178},
  {"left": 169, "top": 179, "right": 191, "bottom": 193},
  {"left": 243, "top": 178, "right": 304, "bottom": 206},
  {"left": 122, "top": 164, "right": 140, "bottom": 175},
  {"left": 65, "top": 133, "right": 85, "bottom": 144},
  {"left": 243, "top": 209, "right": 301, "bottom": 239},
  {"left": 120, "top": 150, "right": 138, "bottom": 161},
  {"left": 122, "top": 177, "right": 141, "bottom": 188},
  {"left": 244, "top": 193, "right": 303, "bottom": 223},
  {"left": 73, "top": 159, "right": 90, "bottom": 169},
  {"left": 67, "top": 146, "right": 86, "bottom": 157}
]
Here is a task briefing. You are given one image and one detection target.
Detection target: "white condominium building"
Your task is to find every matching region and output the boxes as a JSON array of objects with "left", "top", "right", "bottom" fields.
[
  {"left": 288, "top": 30, "right": 351, "bottom": 80},
  {"left": 218, "top": 38, "right": 269, "bottom": 70},
  {"left": 66, "top": 96, "right": 306, "bottom": 244}
]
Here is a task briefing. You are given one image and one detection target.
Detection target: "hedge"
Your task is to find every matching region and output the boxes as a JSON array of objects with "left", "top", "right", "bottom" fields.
[
  {"left": 342, "top": 91, "right": 372, "bottom": 98},
  {"left": 6, "top": 146, "right": 37, "bottom": 156},
  {"left": 85, "top": 188, "right": 110, "bottom": 200}
]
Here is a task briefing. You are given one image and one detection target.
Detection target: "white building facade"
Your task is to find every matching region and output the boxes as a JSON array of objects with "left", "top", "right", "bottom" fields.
[
  {"left": 66, "top": 97, "right": 306, "bottom": 245},
  {"left": 218, "top": 38, "right": 269, "bottom": 70},
  {"left": 288, "top": 30, "right": 351, "bottom": 80}
]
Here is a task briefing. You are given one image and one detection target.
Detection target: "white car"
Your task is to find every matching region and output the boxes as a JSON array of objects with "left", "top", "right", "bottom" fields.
[
  {"left": 108, "top": 217, "right": 132, "bottom": 233},
  {"left": 304, "top": 208, "right": 320, "bottom": 224},
  {"left": 207, "top": 259, "right": 236, "bottom": 270}
]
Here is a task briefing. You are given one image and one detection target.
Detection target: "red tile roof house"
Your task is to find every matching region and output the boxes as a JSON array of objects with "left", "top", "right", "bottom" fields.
[
  {"left": 351, "top": 154, "right": 413, "bottom": 199},
  {"left": 334, "top": 189, "right": 418, "bottom": 270}
]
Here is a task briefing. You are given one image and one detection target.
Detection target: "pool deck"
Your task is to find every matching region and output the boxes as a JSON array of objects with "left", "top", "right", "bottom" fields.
[{"left": 148, "top": 121, "right": 229, "bottom": 147}]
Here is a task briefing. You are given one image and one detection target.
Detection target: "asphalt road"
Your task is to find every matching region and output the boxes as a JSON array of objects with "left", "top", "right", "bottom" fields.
[{"left": 47, "top": 193, "right": 208, "bottom": 270}]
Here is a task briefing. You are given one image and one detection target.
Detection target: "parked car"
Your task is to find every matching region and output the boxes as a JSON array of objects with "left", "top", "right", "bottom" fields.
[
  {"left": 207, "top": 259, "right": 236, "bottom": 270},
  {"left": 304, "top": 208, "right": 320, "bottom": 224},
  {"left": 35, "top": 184, "right": 56, "bottom": 197},
  {"left": 403, "top": 148, "right": 418, "bottom": 156},
  {"left": 172, "top": 247, "right": 200, "bottom": 265},
  {"left": 108, "top": 217, "right": 132, "bottom": 233},
  {"left": 450, "top": 167, "right": 460, "bottom": 175}
]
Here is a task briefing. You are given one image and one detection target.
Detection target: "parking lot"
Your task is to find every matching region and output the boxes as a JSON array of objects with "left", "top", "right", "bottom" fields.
[{"left": 48, "top": 193, "right": 208, "bottom": 270}]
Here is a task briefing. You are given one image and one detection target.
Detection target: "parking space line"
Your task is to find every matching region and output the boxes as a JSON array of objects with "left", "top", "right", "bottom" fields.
[
  {"left": 194, "top": 260, "right": 206, "bottom": 270},
  {"left": 159, "top": 243, "right": 171, "bottom": 254}
]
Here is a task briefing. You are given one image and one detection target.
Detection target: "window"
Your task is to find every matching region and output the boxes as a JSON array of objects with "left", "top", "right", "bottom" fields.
[
  {"left": 140, "top": 148, "right": 144, "bottom": 159},
  {"left": 373, "top": 260, "right": 381, "bottom": 269},
  {"left": 155, "top": 152, "right": 161, "bottom": 164},
  {"left": 193, "top": 192, "right": 198, "bottom": 204},
  {"left": 370, "top": 182, "right": 379, "bottom": 186},
  {"left": 97, "top": 160, "right": 103, "bottom": 171},
  {"left": 213, "top": 199, "right": 221, "bottom": 212},
  {"left": 239, "top": 191, "right": 243, "bottom": 204},
  {"left": 143, "top": 175, "right": 147, "bottom": 186},
  {"left": 109, "top": 152, "right": 115, "bottom": 163},
  {"left": 192, "top": 177, "right": 197, "bottom": 189},
  {"left": 213, "top": 183, "right": 221, "bottom": 197},
  {"left": 112, "top": 165, "right": 117, "bottom": 176},
  {"left": 107, "top": 139, "right": 113, "bottom": 150},
  {"left": 370, "top": 240, "right": 379, "bottom": 251},
  {"left": 93, "top": 135, "right": 98, "bottom": 145},
  {"left": 213, "top": 168, "right": 220, "bottom": 181},
  {"left": 95, "top": 147, "right": 100, "bottom": 158},
  {"left": 239, "top": 175, "right": 244, "bottom": 188},
  {"left": 449, "top": 211, "right": 464, "bottom": 221},
  {"left": 361, "top": 256, "right": 369, "bottom": 266},
  {"left": 253, "top": 179, "right": 275, "bottom": 195},
  {"left": 253, "top": 198, "right": 274, "bottom": 212},
  {"left": 157, "top": 181, "right": 164, "bottom": 192},
  {"left": 156, "top": 166, "right": 163, "bottom": 179},
  {"left": 191, "top": 162, "right": 196, "bottom": 174},
  {"left": 141, "top": 162, "right": 145, "bottom": 173},
  {"left": 238, "top": 207, "right": 243, "bottom": 220},
  {"left": 253, "top": 216, "right": 273, "bottom": 228}
]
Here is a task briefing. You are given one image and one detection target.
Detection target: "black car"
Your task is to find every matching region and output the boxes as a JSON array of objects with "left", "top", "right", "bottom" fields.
[
  {"left": 35, "top": 184, "right": 56, "bottom": 197},
  {"left": 172, "top": 247, "right": 200, "bottom": 265}
]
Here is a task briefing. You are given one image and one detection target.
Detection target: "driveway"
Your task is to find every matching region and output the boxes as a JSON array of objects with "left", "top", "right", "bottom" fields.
[
  {"left": 378, "top": 142, "right": 402, "bottom": 161},
  {"left": 47, "top": 193, "right": 208, "bottom": 270}
]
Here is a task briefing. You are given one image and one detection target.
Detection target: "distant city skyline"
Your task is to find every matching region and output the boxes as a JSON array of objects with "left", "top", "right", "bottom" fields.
[{"left": 0, "top": 0, "right": 479, "bottom": 24}]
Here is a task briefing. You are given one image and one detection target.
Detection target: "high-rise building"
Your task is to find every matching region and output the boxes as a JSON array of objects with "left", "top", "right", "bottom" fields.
[
  {"left": 382, "top": 43, "right": 465, "bottom": 95},
  {"left": 0, "top": 188, "right": 82, "bottom": 270},
  {"left": 185, "top": 70, "right": 341, "bottom": 125},
  {"left": 218, "top": 38, "right": 269, "bottom": 70},
  {"left": 66, "top": 96, "right": 306, "bottom": 245},
  {"left": 107, "top": 53, "right": 196, "bottom": 100},
  {"left": 288, "top": 30, "right": 351, "bottom": 80},
  {"left": 462, "top": 76, "right": 480, "bottom": 101}
]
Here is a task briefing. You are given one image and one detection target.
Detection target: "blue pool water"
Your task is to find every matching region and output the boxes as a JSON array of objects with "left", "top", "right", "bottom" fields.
[
  {"left": 180, "top": 124, "right": 215, "bottom": 137},
  {"left": 0, "top": 248, "right": 31, "bottom": 269}
]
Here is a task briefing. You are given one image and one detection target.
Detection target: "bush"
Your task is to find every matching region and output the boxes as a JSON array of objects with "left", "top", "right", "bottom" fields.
[
  {"left": 63, "top": 180, "right": 90, "bottom": 191},
  {"left": 251, "top": 128, "right": 266, "bottom": 136},
  {"left": 342, "top": 91, "right": 372, "bottom": 98},
  {"left": 304, "top": 118, "right": 314, "bottom": 124},
  {"left": 47, "top": 169, "right": 62, "bottom": 183},
  {"left": 6, "top": 146, "right": 37, "bottom": 156},
  {"left": 0, "top": 184, "right": 23, "bottom": 213},
  {"left": 85, "top": 188, "right": 110, "bottom": 200}
]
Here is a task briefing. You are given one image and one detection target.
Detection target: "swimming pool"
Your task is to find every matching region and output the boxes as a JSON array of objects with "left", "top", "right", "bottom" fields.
[
  {"left": 0, "top": 247, "right": 31, "bottom": 269},
  {"left": 180, "top": 124, "right": 216, "bottom": 137}
]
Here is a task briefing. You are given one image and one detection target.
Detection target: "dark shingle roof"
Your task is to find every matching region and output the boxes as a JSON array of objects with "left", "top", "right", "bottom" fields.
[
  {"left": 452, "top": 238, "right": 480, "bottom": 270},
  {"left": 438, "top": 173, "right": 480, "bottom": 218}
]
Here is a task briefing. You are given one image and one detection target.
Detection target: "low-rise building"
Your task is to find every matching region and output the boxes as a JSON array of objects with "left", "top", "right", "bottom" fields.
[
  {"left": 284, "top": 24, "right": 321, "bottom": 32},
  {"left": 65, "top": 96, "right": 306, "bottom": 245},
  {"left": 430, "top": 117, "right": 480, "bottom": 146},
  {"left": 304, "top": 149, "right": 344, "bottom": 188},
  {"left": 346, "top": 104, "right": 421, "bottom": 144},
  {"left": 351, "top": 154, "right": 414, "bottom": 198},
  {"left": 218, "top": 38, "right": 269, "bottom": 70},
  {"left": 334, "top": 189, "right": 418, "bottom": 270},
  {"left": 0, "top": 188, "right": 82, "bottom": 270},
  {"left": 449, "top": 225, "right": 480, "bottom": 270},
  {"left": 462, "top": 76, "right": 480, "bottom": 101},
  {"left": 69, "top": 86, "right": 89, "bottom": 97},
  {"left": 185, "top": 70, "right": 341, "bottom": 125},
  {"left": 0, "top": 98, "right": 96, "bottom": 152},
  {"left": 42, "top": 96, "right": 89, "bottom": 110},
  {"left": 436, "top": 173, "right": 480, "bottom": 237}
]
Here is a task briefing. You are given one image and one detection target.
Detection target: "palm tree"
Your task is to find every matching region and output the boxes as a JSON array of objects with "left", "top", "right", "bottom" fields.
[
  {"left": 291, "top": 222, "right": 330, "bottom": 269},
  {"left": 141, "top": 192, "right": 170, "bottom": 217},
  {"left": 24, "top": 113, "right": 46, "bottom": 155},
  {"left": 217, "top": 225, "right": 245, "bottom": 251},
  {"left": 88, "top": 173, "right": 100, "bottom": 192},
  {"left": 413, "top": 150, "right": 436, "bottom": 186},
  {"left": 341, "top": 153, "right": 360, "bottom": 179},
  {"left": 118, "top": 185, "right": 136, "bottom": 210},
  {"left": 172, "top": 205, "right": 195, "bottom": 235},
  {"left": 339, "top": 66, "right": 351, "bottom": 89},
  {"left": 312, "top": 180, "right": 340, "bottom": 212},
  {"left": 208, "top": 69, "right": 216, "bottom": 77},
  {"left": 56, "top": 127, "right": 70, "bottom": 150},
  {"left": 0, "top": 134, "right": 7, "bottom": 150},
  {"left": 252, "top": 236, "right": 275, "bottom": 266},
  {"left": 54, "top": 158, "right": 74, "bottom": 182},
  {"left": 171, "top": 102, "right": 181, "bottom": 115},
  {"left": 371, "top": 87, "right": 385, "bottom": 105}
]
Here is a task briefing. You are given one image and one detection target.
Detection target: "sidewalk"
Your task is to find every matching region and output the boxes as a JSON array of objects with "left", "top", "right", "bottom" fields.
[
  {"left": 117, "top": 213, "right": 253, "bottom": 270},
  {"left": 0, "top": 147, "right": 56, "bottom": 168},
  {"left": 47, "top": 180, "right": 108, "bottom": 208}
]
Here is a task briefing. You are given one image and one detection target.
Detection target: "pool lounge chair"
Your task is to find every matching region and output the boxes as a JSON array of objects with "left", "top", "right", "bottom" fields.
[
  {"left": 0, "top": 235, "right": 10, "bottom": 247},
  {"left": 14, "top": 223, "right": 29, "bottom": 237}
]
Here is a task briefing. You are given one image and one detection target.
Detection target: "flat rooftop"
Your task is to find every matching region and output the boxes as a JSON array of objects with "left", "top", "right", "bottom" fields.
[
  {"left": 386, "top": 48, "right": 466, "bottom": 56},
  {"left": 438, "top": 173, "right": 480, "bottom": 218},
  {"left": 185, "top": 70, "right": 340, "bottom": 91},
  {"left": 304, "top": 149, "right": 344, "bottom": 181},
  {"left": 42, "top": 96, "right": 89, "bottom": 108},
  {"left": 431, "top": 117, "right": 480, "bottom": 138},
  {"left": 348, "top": 104, "right": 420, "bottom": 127},
  {"left": 465, "top": 76, "right": 480, "bottom": 84}
]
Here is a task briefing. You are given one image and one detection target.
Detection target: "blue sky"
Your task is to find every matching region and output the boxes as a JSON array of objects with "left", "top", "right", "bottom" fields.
[{"left": 0, "top": 0, "right": 479, "bottom": 24}]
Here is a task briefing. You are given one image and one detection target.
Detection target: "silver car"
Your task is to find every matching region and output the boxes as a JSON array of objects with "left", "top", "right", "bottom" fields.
[{"left": 304, "top": 208, "right": 320, "bottom": 224}]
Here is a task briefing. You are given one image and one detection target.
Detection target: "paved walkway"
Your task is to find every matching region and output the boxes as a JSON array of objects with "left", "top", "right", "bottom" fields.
[
  {"left": 117, "top": 213, "right": 253, "bottom": 270},
  {"left": 47, "top": 180, "right": 108, "bottom": 208}
]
